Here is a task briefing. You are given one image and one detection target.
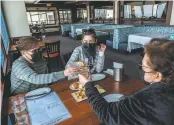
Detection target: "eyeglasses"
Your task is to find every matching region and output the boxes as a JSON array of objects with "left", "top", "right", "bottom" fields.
[
  {"left": 138, "top": 63, "right": 155, "bottom": 73},
  {"left": 81, "top": 40, "right": 96, "bottom": 43}
]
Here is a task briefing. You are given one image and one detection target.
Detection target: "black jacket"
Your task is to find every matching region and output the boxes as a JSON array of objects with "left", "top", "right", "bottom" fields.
[{"left": 85, "top": 82, "right": 174, "bottom": 125}]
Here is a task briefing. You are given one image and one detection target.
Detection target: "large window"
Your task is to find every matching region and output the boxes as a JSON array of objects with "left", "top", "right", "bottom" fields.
[
  {"left": 95, "top": 9, "right": 113, "bottom": 19},
  {"left": 27, "top": 11, "right": 56, "bottom": 25},
  {"left": 122, "top": 1, "right": 168, "bottom": 19},
  {"left": 59, "top": 9, "right": 72, "bottom": 23},
  {"left": 77, "top": 8, "right": 87, "bottom": 19}
]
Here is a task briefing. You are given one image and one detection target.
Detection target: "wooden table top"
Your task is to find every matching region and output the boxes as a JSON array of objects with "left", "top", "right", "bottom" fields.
[
  {"left": 95, "top": 29, "right": 114, "bottom": 33},
  {"left": 8, "top": 74, "right": 147, "bottom": 125}
]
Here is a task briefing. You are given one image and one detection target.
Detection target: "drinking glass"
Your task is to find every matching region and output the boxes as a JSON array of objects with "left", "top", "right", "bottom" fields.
[
  {"left": 84, "top": 57, "right": 94, "bottom": 72},
  {"left": 11, "top": 96, "right": 30, "bottom": 125}
]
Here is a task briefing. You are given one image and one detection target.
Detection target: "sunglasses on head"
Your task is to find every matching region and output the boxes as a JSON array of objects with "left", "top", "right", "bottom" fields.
[{"left": 82, "top": 29, "right": 95, "bottom": 34}]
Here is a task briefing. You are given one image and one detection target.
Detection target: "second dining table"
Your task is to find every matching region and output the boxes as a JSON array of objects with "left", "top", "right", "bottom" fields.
[{"left": 8, "top": 74, "right": 147, "bottom": 125}]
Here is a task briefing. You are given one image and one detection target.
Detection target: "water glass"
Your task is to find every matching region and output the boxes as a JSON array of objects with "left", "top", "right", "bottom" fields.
[
  {"left": 11, "top": 96, "right": 30, "bottom": 125},
  {"left": 84, "top": 57, "right": 94, "bottom": 72}
]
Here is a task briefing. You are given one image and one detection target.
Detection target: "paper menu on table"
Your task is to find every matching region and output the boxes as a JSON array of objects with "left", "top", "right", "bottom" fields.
[{"left": 26, "top": 92, "right": 71, "bottom": 125}]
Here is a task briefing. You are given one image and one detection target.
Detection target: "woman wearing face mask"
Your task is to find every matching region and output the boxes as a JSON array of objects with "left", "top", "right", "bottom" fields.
[
  {"left": 78, "top": 39, "right": 174, "bottom": 125},
  {"left": 66, "top": 28, "right": 106, "bottom": 73},
  {"left": 11, "top": 37, "right": 77, "bottom": 94}
]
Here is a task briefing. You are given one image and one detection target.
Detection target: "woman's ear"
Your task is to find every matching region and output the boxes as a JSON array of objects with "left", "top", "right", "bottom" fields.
[{"left": 154, "top": 72, "right": 163, "bottom": 82}]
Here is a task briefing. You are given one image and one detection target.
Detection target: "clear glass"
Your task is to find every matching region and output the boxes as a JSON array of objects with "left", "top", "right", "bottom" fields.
[
  {"left": 84, "top": 57, "right": 94, "bottom": 73},
  {"left": 11, "top": 96, "right": 30, "bottom": 125}
]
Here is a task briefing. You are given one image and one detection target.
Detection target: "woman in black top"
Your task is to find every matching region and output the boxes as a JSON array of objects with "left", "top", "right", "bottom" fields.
[{"left": 78, "top": 39, "right": 174, "bottom": 125}]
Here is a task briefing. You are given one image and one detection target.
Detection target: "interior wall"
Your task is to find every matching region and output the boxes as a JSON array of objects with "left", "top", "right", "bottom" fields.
[{"left": 2, "top": 1, "right": 30, "bottom": 37}]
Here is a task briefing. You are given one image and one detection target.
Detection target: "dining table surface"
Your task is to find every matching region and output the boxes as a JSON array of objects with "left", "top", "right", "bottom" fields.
[{"left": 8, "top": 73, "right": 147, "bottom": 125}]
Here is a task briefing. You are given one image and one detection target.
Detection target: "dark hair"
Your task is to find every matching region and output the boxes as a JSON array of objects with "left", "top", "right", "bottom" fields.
[
  {"left": 148, "top": 38, "right": 170, "bottom": 46},
  {"left": 145, "top": 39, "right": 174, "bottom": 84},
  {"left": 82, "top": 28, "right": 97, "bottom": 40},
  {"left": 17, "top": 36, "right": 39, "bottom": 51}
]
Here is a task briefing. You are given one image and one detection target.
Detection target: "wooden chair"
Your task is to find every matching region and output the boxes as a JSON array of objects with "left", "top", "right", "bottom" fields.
[{"left": 42, "top": 40, "right": 64, "bottom": 72}]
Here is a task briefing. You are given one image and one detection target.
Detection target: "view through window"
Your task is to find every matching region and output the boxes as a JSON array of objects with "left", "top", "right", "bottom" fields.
[
  {"left": 59, "top": 9, "right": 72, "bottom": 23},
  {"left": 77, "top": 8, "right": 87, "bottom": 19},
  {"left": 27, "top": 11, "right": 56, "bottom": 25},
  {"left": 94, "top": 9, "right": 113, "bottom": 19}
]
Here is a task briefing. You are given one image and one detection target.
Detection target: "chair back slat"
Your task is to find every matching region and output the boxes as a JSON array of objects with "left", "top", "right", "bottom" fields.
[{"left": 45, "top": 40, "right": 60, "bottom": 55}]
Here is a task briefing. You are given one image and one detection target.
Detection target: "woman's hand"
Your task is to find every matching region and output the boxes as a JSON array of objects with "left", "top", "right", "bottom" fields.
[
  {"left": 99, "top": 44, "right": 106, "bottom": 52},
  {"left": 64, "top": 67, "right": 78, "bottom": 77},
  {"left": 78, "top": 73, "right": 91, "bottom": 86}
]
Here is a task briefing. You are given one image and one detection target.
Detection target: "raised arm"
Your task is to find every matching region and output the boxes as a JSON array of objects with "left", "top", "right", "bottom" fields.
[
  {"left": 85, "top": 82, "right": 145, "bottom": 125},
  {"left": 95, "top": 44, "right": 106, "bottom": 73},
  {"left": 13, "top": 61, "right": 65, "bottom": 84}
]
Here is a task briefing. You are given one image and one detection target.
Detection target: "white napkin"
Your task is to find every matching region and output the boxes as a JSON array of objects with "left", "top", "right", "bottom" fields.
[{"left": 104, "top": 69, "right": 113, "bottom": 76}]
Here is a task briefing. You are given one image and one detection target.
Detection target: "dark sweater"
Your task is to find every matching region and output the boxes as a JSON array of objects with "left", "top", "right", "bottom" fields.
[{"left": 85, "top": 82, "right": 174, "bottom": 125}]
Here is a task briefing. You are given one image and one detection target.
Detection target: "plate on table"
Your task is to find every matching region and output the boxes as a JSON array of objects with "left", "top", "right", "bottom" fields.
[
  {"left": 25, "top": 87, "right": 51, "bottom": 100},
  {"left": 91, "top": 74, "right": 106, "bottom": 82},
  {"left": 71, "top": 85, "right": 106, "bottom": 102},
  {"left": 69, "top": 82, "right": 83, "bottom": 90},
  {"left": 103, "top": 94, "right": 124, "bottom": 102}
]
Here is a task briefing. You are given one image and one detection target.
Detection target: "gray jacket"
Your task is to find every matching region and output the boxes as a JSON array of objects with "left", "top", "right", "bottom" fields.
[{"left": 66, "top": 46, "right": 105, "bottom": 73}]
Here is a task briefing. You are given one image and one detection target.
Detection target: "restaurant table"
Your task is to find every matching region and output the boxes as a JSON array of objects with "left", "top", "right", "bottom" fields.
[
  {"left": 76, "top": 29, "right": 83, "bottom": 35},
  {"left": 127, "top": 32, "right": 170, "bottom": 52},
  {"left": 8, "top": 74, "right": 147, "bottom": 125}
]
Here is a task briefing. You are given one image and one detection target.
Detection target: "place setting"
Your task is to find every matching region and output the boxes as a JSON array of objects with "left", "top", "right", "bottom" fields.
[{"left": 67, "top": 60, "right": 107, "bottom": 102}]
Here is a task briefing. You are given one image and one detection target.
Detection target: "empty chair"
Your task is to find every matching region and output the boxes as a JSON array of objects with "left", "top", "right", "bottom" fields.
[{"left": 42, "top": 40, "right": 64, "bottom": 72}]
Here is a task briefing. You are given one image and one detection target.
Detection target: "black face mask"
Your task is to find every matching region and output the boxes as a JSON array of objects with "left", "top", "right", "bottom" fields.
[
  {"left": 82, "top": 43, "right": 96, "bottom": 58},
  {"left": 31, "top": 51, "right": 42, "bottom": 63}
]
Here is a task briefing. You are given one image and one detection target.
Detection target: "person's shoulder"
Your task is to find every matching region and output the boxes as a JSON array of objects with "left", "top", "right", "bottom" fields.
[
  {"left": 75, "top": 46, "right": 82, "bottom": 50},
  {"left": 74, "top": 46, "right": 82, "bottom": 52},
  {"left": 133, "top": 82, "right": 166, "bottom": 100},
  {"left": 12, "top": 57, "right": 28, "bottom": 68}
]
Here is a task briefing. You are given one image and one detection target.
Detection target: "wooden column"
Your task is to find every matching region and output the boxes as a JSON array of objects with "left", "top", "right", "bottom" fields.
[
  {"left": 113, "top": 0, "right": 119, "bottom": 24},
  {"left": 113, "top": 1, "right": 115, "bottom": 24},
  {"left": 166, "top": 1, "right": 174, "bottom": 25},
  {"left": 71, "top": 5, "right": 77, "bottom": 23},
  {"left": 90, "top": 6, "right": 94, "bottom": 21},
  {"left": 87, "top": 2, "right": 91, "bottom": 23}
]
